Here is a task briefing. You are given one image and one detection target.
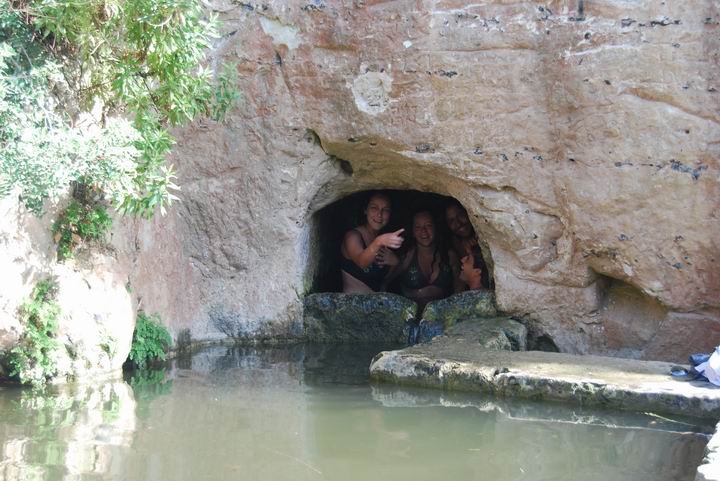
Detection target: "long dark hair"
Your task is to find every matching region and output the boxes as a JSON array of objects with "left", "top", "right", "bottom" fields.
[{"left": 408, "top": 209, "right": 449, "bottom": 269}]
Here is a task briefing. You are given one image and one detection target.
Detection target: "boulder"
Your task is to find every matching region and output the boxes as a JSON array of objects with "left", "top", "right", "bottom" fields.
[
  {"left": 442, "top": 317, "right": 528, "bottom": 352},
  {"left": 421, "top": 290, "right": 498, "bottom": 328},
  {"left": 303, "top": 293, "right": 417, "bottom": 344}
]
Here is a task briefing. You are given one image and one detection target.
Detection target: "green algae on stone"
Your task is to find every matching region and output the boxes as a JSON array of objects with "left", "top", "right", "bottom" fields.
[
  {"left": 303, "top": 293, "right": 417, "bottom": 343},
  {"left": 421, "top": 290, "right": 497, "bottom": 330}
]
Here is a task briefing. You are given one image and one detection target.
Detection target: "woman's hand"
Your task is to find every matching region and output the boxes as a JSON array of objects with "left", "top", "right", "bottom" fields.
[
  {"left": 376, "top": 229, "right": 405, "bottom": 249},
  {"left": 376, "top": 247, "right": 399, "bottom": 267}
]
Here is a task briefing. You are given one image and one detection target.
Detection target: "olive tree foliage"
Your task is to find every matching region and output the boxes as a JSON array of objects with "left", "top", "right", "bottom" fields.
[{"left": 0, "top": 0, "right": 239, "bottom": 216}]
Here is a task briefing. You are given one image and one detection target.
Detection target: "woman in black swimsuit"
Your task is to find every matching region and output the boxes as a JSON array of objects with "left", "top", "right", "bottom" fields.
[
  {"left": 398, "top": 210, "right": 461, "bottom": 309},
  {"left": 341, "top": 192, "right": 405, "bottom": 293}
]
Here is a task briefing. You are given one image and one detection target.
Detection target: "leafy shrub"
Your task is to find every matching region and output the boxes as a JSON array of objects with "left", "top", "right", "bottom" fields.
[
  {"left": 0, "top": 1, "right": 239, "bottom": 217},
  {"left": 52, "top": 199, "right": 113, "bottom": 261},
  {"left": 8, "top": 280, "right": 62, "bottom": 388},
  {"left": 128, "top": 313, "right": 172, "bottom": 369}
]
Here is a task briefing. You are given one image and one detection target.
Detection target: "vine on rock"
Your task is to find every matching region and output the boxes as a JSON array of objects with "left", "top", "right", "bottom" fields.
[
  {"left": 52, "top": 198, "right": 113, "bottom": 261},
  {"left": 7, "top": 280, "right": 62, "bottom": 388}
]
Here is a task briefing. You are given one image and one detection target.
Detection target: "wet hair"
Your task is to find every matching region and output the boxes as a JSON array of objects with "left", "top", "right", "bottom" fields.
[
  {"left": 409, "top": 209, "right": 449, "bottom": 269},
  {"left": 365, "top": 191, "right": 391, "bottom": 209}
]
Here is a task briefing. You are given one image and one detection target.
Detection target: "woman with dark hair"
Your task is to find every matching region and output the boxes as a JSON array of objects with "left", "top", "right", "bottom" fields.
[
  {"left": 340, "top": 192, "right": 405, "bottom": 293},
  {"left": 398, "top": 210, "right": 461, "bottom": 309}
]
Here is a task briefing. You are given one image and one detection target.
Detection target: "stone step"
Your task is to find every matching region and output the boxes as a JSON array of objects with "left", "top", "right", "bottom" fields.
[{"left": 370, "top": 335, "right": 720, "bottom": 419}]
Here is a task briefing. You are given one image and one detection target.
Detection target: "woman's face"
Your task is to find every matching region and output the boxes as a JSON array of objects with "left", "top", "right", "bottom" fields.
[
  {"left": 413, "top": 212, "right": 435, "bottom": 248},
  {"left": 365, "top": 195, "right": 391, "bottom": 231}
]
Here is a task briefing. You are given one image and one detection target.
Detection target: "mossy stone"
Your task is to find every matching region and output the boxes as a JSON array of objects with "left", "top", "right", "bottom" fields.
[{"left": 303, "top": 293, "right": 417, "bottom": 344}]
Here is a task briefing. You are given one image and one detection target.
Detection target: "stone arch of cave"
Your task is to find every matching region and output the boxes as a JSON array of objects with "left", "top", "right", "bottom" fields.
[{"left": 306, "top": 189, "right": 496, "bottom": 294}]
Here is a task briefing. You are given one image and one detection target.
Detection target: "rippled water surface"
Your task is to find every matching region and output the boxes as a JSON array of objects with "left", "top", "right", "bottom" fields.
[{"left": 0, "top": 344, "right": 713, "bottom": 481}]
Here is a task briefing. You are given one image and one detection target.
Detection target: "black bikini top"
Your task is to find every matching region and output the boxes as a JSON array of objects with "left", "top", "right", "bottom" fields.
[
  {"left": 400, "top": 248, "right": 453, "bottom": 292},
  {"left": 340, "top": 229, "right": 389, "bottom": 292}
]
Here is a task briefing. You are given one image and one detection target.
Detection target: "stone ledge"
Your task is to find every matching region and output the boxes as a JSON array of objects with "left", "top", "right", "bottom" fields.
[
  {"left": 303, "top": 293, "right": 417, "bottom": 343},
  {"left": 370, "top": 337, "right": 720, "bottom": 419}
]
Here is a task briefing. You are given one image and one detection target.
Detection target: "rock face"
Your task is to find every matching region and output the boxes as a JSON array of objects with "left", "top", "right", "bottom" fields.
[
  {"left": 0, "top": 196, "right": 135, "bottom": 381},
  {"left": 303, "top": 293, "right": 416, "bottom": 343},
  {"left": 121, "top": 0, "right": 715, "bottom": 362},
  {"left": 2, "top": 1, "right": 719, "bottom": 363}
]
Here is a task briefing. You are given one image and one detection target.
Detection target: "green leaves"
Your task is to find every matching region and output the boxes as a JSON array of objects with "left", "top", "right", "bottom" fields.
[
  {"left": 0, "top": 0, "right": 239, "bottom": 217},
  {"left": 128, "top": 312, "right": 173, "bottom": 369},
  {"left": 52, "top": 199, "right": 113, "bottom": 261},
  {"left": 8, "top": 280, "right": 62, "bottom": 388}
]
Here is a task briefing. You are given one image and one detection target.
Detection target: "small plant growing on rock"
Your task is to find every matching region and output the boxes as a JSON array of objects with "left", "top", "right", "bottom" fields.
[
  {"left": 8, "top": 279, "right": 62, "bottom": 388},
  {"left": 52, "top": 199, "right": 112, "bottom": 261},
  {"left": 128, "top": 313, "right": 172, "bottom": 369}
]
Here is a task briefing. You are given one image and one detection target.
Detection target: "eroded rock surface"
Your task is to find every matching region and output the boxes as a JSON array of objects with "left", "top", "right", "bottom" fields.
[
  {"left": 303, "top": 293, "right": 416, "bottom": 343},
  {"left": 2, "top": 0, "right": 719, "bottom": 363},
  {"left": 121, "top": 0, "right": 717, "bottom": 362}
]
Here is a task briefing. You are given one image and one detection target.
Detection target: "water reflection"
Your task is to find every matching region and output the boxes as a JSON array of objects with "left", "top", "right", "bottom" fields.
[
  {"left": 0, "top": 345, "right": 713, "bottom": 481},
  {"left": 0, "top": 381, "right": 136, "bottom": 480}
]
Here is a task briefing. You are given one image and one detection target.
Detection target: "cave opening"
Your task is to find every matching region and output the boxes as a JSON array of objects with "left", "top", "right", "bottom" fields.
[{"left": 307, "top": 189, "right": 495, "bottom": 298}]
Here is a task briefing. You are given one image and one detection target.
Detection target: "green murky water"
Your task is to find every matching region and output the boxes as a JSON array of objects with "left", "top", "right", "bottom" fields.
[{"left": 0, "top": 344, "right": 713, "bottom": 481}]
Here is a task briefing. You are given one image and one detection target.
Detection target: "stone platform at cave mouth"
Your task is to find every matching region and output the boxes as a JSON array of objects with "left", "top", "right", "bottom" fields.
[{"left": 370, "top": 338, "right": 720, "bottom": 419}]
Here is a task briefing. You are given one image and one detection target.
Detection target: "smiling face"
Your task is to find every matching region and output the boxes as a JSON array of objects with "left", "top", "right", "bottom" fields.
[
  {"left": 412, "top": 211, "right": 436, "bottom": 248},
  {"left": 445, "top": 204, "right": 473, "bottom": 239},
  {"left": 365, "top": 194, "right": 391, "bottom": 232}
]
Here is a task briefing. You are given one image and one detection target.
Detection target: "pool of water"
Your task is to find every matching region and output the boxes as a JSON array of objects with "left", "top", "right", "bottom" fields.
[{"left": 0, "top": 344, "right": 713, "bottom": 481}]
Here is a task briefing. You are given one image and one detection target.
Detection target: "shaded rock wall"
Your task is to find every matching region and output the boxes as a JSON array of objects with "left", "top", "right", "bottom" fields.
[{"left": 127, "top": 0, "right": 719, "bottom": 361}]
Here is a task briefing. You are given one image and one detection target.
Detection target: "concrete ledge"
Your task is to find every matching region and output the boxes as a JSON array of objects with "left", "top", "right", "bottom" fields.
[{"left": 370, "top": 337, "right": 720, "bottom": 419}]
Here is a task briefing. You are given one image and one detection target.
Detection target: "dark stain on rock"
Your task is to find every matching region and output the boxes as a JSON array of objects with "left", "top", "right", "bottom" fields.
[
  {"left": 416, "top": 143, "right": 434, "bottom": 154},
  {"left": 301, "top": 0, "right": 325, "bottom": 11},
  {"left": 672, "top": 43, "right": 681, "bottom": 48},
  {"left": 437, "top": 69, "right": 458, "bottom": 78},
  {"left": 670, "top": 159, "right": 707, "bottom": 180},
  {"left": 650, "top": 17, "right": 681, "bottom": 27},
  {"left": 538, "top": 5, "right": 552, "bottom": 20},
  {"left": 604, "top": 80, "right": 612, "bottom": 85},
  {"left": 621, "top": 18, "right": 636, "bottom": 27}
]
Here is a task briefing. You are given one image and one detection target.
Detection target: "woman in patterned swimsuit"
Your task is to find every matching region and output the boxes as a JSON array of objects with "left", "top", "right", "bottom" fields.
[
  {"left": 398, "top": 210, "right": 461, "bottom": 309},
  {"left": 340, "top": 192, "right": 405, "bottom": 293}
]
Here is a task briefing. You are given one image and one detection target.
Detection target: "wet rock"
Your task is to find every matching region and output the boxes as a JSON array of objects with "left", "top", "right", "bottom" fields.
[
  {"left": 421, "top": 290, "right": 498, "bottom": 330},
  {"left": 370, "top": 342, "right": 720, "bottom": 419},
  {"left": 303, "top": 293, "right": 416, "bottom": 343},
  {"left": 440, "top": 317, "right": 528, "bottom": 351}
]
